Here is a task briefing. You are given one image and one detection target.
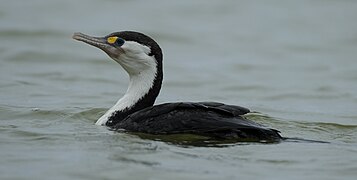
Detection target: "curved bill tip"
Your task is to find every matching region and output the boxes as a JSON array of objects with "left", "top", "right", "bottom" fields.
[
  {"left": 72, "top": 32, "right": 86, "bottom": 41},
  {"left": 71, "top": 32, "right": 108, "bottom": 49}
]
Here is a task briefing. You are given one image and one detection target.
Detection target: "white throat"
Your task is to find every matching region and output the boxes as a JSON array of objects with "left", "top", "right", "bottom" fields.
[{"left": 96, "top": 41, "right": 157, "bottom": 126}]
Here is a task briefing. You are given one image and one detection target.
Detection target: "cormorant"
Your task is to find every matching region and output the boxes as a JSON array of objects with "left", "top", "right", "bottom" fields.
[{"left": 72, "top": 31, "right": 282, "bottom": 142}]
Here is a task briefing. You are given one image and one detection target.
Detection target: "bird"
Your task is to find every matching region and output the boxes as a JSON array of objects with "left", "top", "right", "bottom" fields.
[{"left": 72, "top": 31, "right": 282, "bottom": 142}]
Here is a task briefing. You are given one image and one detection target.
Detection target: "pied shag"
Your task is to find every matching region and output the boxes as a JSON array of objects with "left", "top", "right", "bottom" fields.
[{"left": 72, "top": 31, "right": 282, "bottom": 142}]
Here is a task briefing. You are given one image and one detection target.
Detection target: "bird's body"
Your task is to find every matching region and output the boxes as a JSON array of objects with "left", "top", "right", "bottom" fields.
[
  {"left": 73, "top": 31, "right": 282, "bottom": 142},
  {"left": 113, "top": 102, "right": 281, "bottom": 141}
]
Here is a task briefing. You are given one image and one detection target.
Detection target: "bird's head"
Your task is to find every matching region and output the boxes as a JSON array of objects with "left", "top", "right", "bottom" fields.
[{"left": 72, "top": 31, "right": 162, "bottom": 76}]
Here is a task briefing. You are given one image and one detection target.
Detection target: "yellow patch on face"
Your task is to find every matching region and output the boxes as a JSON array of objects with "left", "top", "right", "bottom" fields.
[{"left": 107, "top": 36, "right": 118, "bottom": 44}]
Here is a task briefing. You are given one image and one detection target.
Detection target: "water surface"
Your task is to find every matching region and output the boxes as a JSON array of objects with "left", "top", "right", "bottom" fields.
[{"left": 1, "top": 0, "right": 357, "bottom": 179}]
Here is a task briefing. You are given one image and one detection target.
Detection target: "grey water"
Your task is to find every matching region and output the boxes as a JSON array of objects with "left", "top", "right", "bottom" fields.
[{"left": 1, "top": 0, "right": 357, "bottom": 179}]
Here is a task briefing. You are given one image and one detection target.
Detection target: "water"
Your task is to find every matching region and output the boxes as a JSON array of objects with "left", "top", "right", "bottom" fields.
[{"left": 1, "top": 0, "right": 357, "bottom": 179}]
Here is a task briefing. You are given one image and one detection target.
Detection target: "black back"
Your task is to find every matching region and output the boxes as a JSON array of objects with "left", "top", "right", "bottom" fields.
[{"left": 112, "top": 102, "right": 282, "bottom": 141}]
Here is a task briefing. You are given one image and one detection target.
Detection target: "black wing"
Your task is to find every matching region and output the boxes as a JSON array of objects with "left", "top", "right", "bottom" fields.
[{"left": 113, "top": 102, "right": 281, "bottom": 140}]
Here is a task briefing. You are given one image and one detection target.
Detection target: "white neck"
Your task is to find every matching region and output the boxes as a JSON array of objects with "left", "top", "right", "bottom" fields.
[
  {"left": 95, "top": 40, "right": 159, "bottom": 126},
  {"left": 95, "top": 65, "right": 157, "bottom": 126}
]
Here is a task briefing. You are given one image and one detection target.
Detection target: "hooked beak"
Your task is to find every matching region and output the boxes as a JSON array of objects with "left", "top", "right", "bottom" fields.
[{"left": 72, "top": 32, "right": 122, "bottom": 58}]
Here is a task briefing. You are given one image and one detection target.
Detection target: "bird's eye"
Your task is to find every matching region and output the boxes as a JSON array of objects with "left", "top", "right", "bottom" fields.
[
  {"left": 114, "top": 38, "right": 125, "bottom": 47},
  {"left": 107, "top": 36, "right": 125, "bottom": 47}
]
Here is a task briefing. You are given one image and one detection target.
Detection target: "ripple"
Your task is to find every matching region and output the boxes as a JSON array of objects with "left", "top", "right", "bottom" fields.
[
  {"left": 245, "top": 112, "right": 357, "bottom": 144},
  {"left": 284, "top": 120, "right": 357, "bottom": 143},
  {"left": 109, "top": 155, "right": 160, "bottom": 166},
  {"left": 70, "top": 108, "right": 106, "bottom": 122},
  {"left": 128, "top": 132, "right": 280, "bottom": 148},
  {"left": 9, "top": 129, "right": 59, "bottom": 141}
]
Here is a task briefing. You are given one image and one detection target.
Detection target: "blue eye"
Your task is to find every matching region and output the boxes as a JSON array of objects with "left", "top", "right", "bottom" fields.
[{"left": 115, "top": 38, "right": 125, "bottom": 46}]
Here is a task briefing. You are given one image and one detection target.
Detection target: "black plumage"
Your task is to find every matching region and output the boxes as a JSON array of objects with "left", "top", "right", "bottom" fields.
[{"left": 112, "top": 102, "right": 282, "bottom": 141}]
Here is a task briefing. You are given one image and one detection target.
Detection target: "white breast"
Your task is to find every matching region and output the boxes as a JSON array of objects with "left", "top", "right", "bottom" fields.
[{"left": 96, "top": 41, "right": 157, "bottom": 126}]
